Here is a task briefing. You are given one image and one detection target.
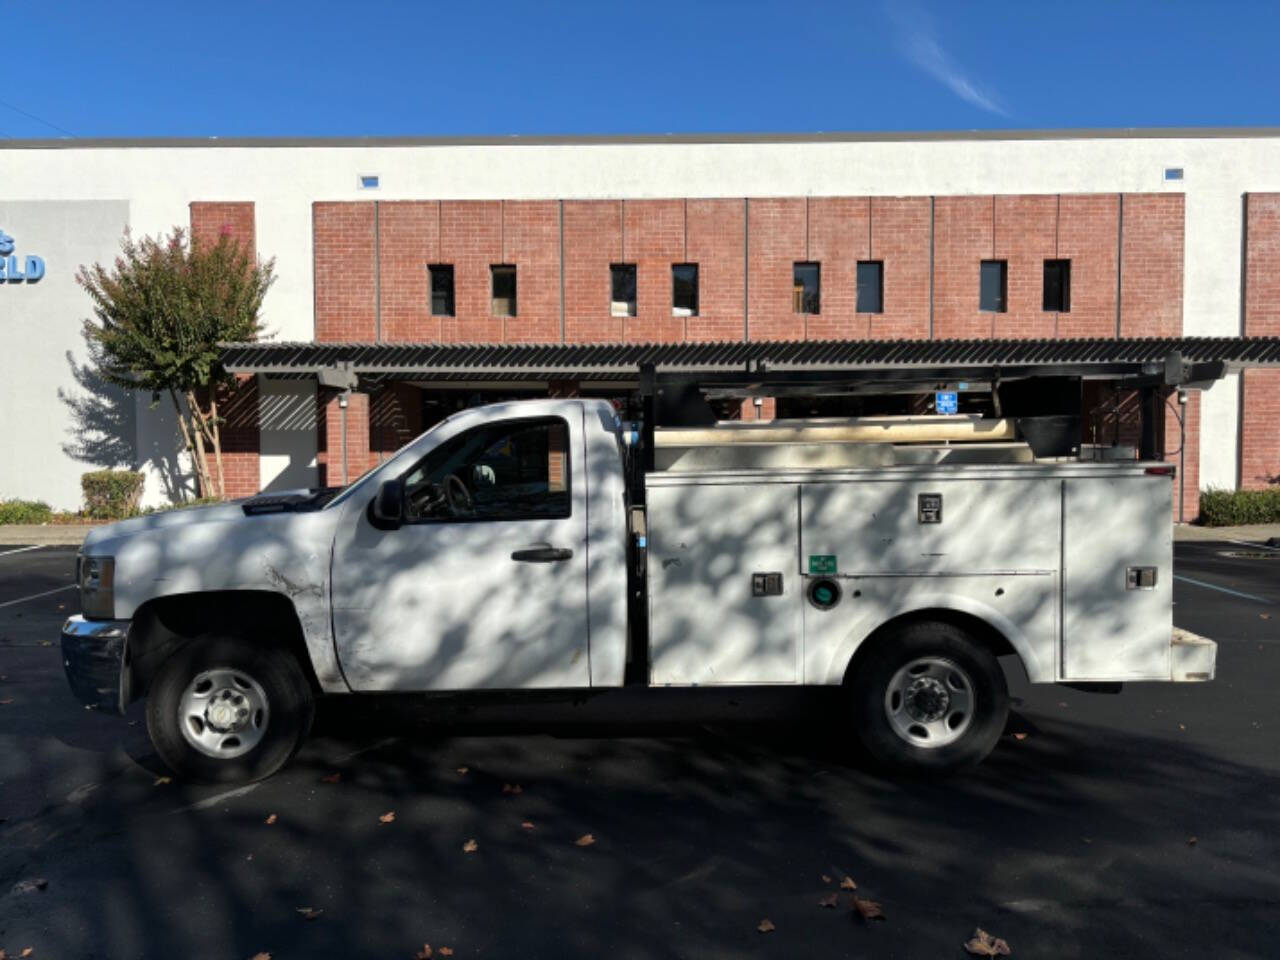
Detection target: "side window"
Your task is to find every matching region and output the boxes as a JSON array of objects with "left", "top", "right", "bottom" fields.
[{"left": 401, "top": 417, "right": 570, "bottom": 523}]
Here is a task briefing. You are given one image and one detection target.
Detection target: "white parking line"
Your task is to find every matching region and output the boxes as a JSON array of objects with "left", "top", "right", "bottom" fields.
[
  {"left": 0, "top": 544, "right": 45, "bottom": 558},
  {"left": 1174, "top": 574, "right": 1273, "bottom": 604},
  {"left": 1222, "top": 538, "right": 1280, "bottom": 553},
  {"left": 0, "top": 583, "right": 76, "bottom": 609}
]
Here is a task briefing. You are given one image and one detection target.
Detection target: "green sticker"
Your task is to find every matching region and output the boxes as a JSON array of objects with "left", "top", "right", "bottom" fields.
[{"left": 809, "top": 555, "right": 837, "bottom": 575}]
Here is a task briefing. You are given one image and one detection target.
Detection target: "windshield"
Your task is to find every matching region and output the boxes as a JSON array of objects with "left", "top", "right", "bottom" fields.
[{"left": 323, "top": 411, "right": 460, "bottom": 510}]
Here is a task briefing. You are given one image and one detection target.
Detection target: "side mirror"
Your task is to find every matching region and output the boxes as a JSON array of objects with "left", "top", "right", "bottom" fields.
[{"left": 371, "top": 479, "right": 405, "bottom": 529}]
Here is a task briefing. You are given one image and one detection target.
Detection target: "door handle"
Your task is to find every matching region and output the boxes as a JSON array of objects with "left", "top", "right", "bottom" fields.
[{"left": 511, "top": 546, "right": 574, "bottom": 563}]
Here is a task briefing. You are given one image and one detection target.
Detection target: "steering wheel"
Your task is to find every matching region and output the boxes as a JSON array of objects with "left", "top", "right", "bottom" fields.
[{"left": 443, "top": 473, "right": 474, "bottom": 517}]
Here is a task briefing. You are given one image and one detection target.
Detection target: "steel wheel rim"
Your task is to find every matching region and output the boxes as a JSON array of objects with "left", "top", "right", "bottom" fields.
[
  {"left": 178, "top": 668, "right": 270, "bottom": 759},
  {"left": 884, "top": 656, "right": 974, "bottom": 749}
]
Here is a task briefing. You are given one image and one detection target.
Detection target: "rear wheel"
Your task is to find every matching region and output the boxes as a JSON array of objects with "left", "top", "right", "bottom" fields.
[
  {"left": 146, "top": 635, "right": 314, "bottom": 783},
  {"left": 850, "top": 620, "right": 1008, "bottom": 773}
]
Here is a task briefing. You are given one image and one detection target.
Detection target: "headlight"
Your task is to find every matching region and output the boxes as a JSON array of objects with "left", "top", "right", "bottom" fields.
[{"left": 79, "top": 555, "right": 116, "bottom": 620}]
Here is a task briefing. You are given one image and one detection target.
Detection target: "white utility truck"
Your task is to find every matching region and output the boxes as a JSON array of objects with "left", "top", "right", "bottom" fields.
[{"left": 62, "top": 398, "right": 1216, "bottom": 782}]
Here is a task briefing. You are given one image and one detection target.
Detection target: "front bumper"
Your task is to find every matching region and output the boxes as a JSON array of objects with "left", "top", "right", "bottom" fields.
[{"left": 61, "top": 615, "right": 131, "bottom": 714}]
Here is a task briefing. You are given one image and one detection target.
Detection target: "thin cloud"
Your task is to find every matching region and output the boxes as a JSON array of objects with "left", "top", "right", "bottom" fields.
[{"left": 889, "top": 6, "right": 1010, "bottom": 118}]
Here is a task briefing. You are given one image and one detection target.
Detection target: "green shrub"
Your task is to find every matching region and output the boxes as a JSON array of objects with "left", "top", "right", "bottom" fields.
[
  {"left": 0, "top": 499, "right": 53, "bottom": 524},
  {"left": 1198, "top": 487, "right": 1280, "bottom": 526},
  {"left": 81, "top": 470, "right": 145, "bottom": 520}
]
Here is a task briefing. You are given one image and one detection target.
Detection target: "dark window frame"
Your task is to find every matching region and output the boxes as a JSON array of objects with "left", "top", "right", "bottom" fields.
[
  {"left": 979, "top": 259, "right": 1008, "bottom": 313},
  {"left": 610, "top": 263, "right": 637, "bottom": 317},
  {"left": 856, "top": 260, "right": 884, "bottom": 314},
  {"left": 1043, "top": 259, "right": 1071, "bottom": 313},
  {"left": 490, "top": 264, "right": 518, "bottom": 317},
  {"left": 672, "top": 263, "right": 699, "bottom": 316},
  {"left": 398, "top": 415, "right": 572, "bottom": 525},
  {"left": 429, "top": 264, "right": 455, "bottom": 317},
  {"left": 793, "top": 261, "right": 821, "bottom": 315}
]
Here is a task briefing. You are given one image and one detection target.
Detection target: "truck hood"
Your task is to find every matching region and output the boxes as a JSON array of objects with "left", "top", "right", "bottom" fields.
[{"left": 81, "top": 502, "right": 253, "bottom": 554}]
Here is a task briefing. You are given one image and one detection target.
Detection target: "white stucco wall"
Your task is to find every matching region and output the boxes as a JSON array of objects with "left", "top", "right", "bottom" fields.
[{"left": 2, "top": 131, "right": 1278, "bottom": 506}]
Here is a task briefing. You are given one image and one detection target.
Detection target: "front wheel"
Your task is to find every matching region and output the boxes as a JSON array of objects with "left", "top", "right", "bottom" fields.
[
  {"left": 849, "top": 620, "right": 1008, "bottom": 773},
  {"left": 146, "top": 635, "right": 314, "bottom": 783}
]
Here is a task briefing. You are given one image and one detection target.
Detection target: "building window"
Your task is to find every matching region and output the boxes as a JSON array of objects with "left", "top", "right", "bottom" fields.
[
  {"left": 856, "top": 260, "right": 884, "bottom": 314},
  {"left": 491, "top": 265, "right": 517, "bottom": 317},
  {"left": 611, "top": 263, "right": 637, "bottom": 317},
  {"left": 429, "top": 264, "right": 455, "bottom": 317},
  {"left": 672, "top": 263, "right": 699, "bottom": 317},
  {"left": 359, "top": 174, "right": 380, "bottom": 189},
  {"left": 1164, "top": 167, "right": 1184, "bottom": 181},
  {"left": 979, "top": 260, "right": 1007, "bottom": 313},
  {"left": 793, "top": 262, "right": 820, "bottom": 314},
  {"left": 1043, "top": 259, "right": 1071, "bottom": 312}
]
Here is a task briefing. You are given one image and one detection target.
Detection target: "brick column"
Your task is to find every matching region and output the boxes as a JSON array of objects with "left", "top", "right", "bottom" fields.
[
  {"left": 318, "top": 391, "right": 371, "bottom": 487},
  {"left": 1243, "top": 194, "right": 1280, "bottom": 490}
]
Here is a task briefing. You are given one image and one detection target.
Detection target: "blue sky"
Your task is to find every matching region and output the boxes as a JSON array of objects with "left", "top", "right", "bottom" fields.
[{"left": 4, "top": 0, "right": 1276, "bottom": 138}]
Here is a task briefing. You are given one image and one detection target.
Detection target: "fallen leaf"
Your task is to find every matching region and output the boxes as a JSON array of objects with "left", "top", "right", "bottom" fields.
[
  {"left": 462, "top": 839, "right": 478, "bottom": 853},
  {"left": 574, "top": 834, "right": 596, "bottom": 847},
  {"left": 414, "top": 946, "right": 432, "bottom": 960},
  {"left": 1187, "top": 836, "right": 1198, "bottom": 846},
  {"left": 0, "top": 699, "right": 13, "bottom": 705},
  {"left": 840, "top": 876, "right": 857, "bottom": 890},
  {"left": 439, "top": 949, "right": 454, "bottom": 957},
  {"left": 1179, "top": 723, "right": 1187, "bottom": 732},
  {"left": 757, "top": 919, "right": 776, "bottom": 933},
  {"left": 11, "top": 878, "right": 48, "bottom": 894},
  {"left": 20, "top": 950, "right": 34, "bottom": 958},
  {"left": 818, "top": 892, "right": 839, "bottom": 908},
  {"left": 264, "top": 814, "right": 278, "bottom": 825},
  {"left": 1082, "top": 837, "right": 1093, "bottom": 844},
  {"left": 1013, "top": 732, "right": 1029, "bottom": 741},
  {"left": 502, "top": 783, "right": 523, "bottom": 795},
  {"left": 852, "top": 897, "right": 885, "bottom": 920},
  {"left": 246, "top": 854, "right": 254, "bottom": 861},
  {"left": 320, "top": 773, "right": 341, "bottom": 784},
  {"left": 1057, "top": 701, "right": 1068, "bottom": 708},
  {"left": 456, "top": 767, "right": 469, "bottom": 775},
  {"left": 296, "top": 907, "right": 323, "bottom": 921},
  {"left": 821, "top": 874, "right": 832, "bottom": 884},
  {"left": 964, "top": 927, "right": 1012, "bottom": 956},
  {"left": 1261, "top": 613, "right": 1272, "bottom": 620},
  {"left": 521, "top": 821, "right": 535, "bottom": 831},
  {"left": 250, "top": 954, "right": 271, "bottom": 960},
  {"left": 379, "top": 811, "right": 396, "bottom": 824},
  {"left": 153, "top": 776, "right": 172, "bottom": 786}
]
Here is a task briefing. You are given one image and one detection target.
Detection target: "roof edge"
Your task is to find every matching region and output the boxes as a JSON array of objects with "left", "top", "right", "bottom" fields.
[{"left": 7, "top": 126, "right": 1280, "bottom": 150}]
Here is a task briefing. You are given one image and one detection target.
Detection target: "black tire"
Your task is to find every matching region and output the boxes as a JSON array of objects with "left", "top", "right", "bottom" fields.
[
  {"left": 849, "top": 620, "right": 1007, "bottom": 774},
  {"left": 146, "top": 635, "right": 314, "bottom": 783}
]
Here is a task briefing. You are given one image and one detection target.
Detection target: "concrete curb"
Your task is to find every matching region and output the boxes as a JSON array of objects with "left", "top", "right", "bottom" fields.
[
  {"left": 1173, "top": 523, "right": 1280, "bottom": 543},
  {"left": 0, "top": 524, "right": 98, "bottom": 547}
]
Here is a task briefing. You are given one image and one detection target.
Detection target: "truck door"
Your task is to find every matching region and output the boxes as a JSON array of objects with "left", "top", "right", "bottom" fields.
[{"left": 330, "top": 411, "right": 591, "bottom": 691}]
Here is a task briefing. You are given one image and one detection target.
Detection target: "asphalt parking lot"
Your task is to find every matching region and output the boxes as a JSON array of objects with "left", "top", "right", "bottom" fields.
[{"left": 0, "top": 540, "right": 1277, "bottom": 960}]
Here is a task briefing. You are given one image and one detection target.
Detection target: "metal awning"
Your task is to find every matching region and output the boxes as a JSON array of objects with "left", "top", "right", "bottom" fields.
[{"left": 220, "top": 336, "right": 1280, "bottom": 389}]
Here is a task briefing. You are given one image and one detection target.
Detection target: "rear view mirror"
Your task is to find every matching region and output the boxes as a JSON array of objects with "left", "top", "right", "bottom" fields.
[{"left": 371, "top": 479, "right": 405, "bottom": 529}]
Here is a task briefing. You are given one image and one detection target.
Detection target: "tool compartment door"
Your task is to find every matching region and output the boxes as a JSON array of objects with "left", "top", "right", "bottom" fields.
[
  {"left": 647, "top": 482, "right": 801, "bottom": 684},
  {"left": 1061, "top": 476, "right": 1172, "bottom": 680}
]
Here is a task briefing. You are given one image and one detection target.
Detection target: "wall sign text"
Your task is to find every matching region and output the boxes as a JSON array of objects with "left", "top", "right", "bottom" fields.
[{"left": 0, "top": 229, "right": 45, "bottom": 283}]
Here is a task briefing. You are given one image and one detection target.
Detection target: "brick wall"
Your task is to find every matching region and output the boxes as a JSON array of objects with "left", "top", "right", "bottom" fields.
[
  {"left": 310, "top": 191, "right": 1190, "bottom": 481},
  {"left": 190, "top": 201, "right": 256, "bottom": 258},
  {"left": 933, "top": 196, "right": 997, "bottom": 339},
  {"left": 993, "top": 195, "right": 1058, "bottom": 339},
  {"left": 1119, "top": 193, "right": 1184, "bottom": 338},
  {"left": 869, "top": 197, "right": 931, "bottom": 340},
  {"left": 190, "top": 202, "right": 260, "bottom": 498},
  {"left": 1242, "top": 194, "right": 1280, "bottom": 489},
  {"left": 1056, "top": 195, "right": 1120, "bottom": 338}
]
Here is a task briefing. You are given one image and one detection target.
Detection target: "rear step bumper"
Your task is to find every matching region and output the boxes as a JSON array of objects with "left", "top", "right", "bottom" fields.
[{"left": 1172, "top": 628, "right": 1217, "bottom": 682}]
